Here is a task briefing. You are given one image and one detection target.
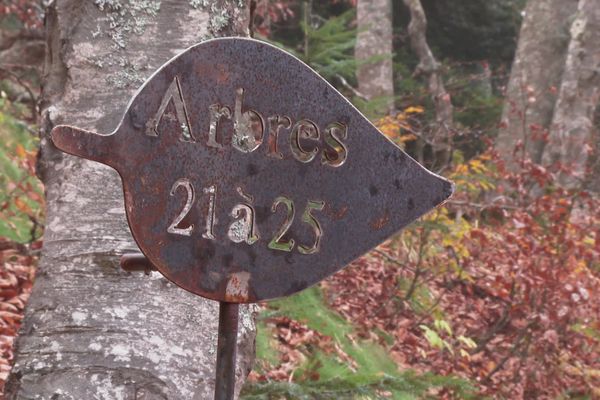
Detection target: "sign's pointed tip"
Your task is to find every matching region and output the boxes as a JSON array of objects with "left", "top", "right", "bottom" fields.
[
  {"left": 444, "top": 179, "right": 456, "bottom": 200},
  {"left": 427, "top": 173, "right": 455, "bottom": 208}
]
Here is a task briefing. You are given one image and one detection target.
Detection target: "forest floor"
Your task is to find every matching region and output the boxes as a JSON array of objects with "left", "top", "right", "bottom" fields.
[
  {"left": 4, "top": 237, "right": 597, "bottom": 399},
  {"left": 0, "top": 239, "right": 36, "bottom": 395},
  {"left": 0, "top": 243, "right": 479, "bottom": 399}
]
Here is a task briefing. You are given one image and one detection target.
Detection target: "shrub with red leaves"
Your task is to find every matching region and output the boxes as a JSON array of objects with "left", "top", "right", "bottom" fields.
[
  {"left": 323, "top": 149, "right": 600, "bottom": 398},
  {"left": 0, "top": 1, "right": 43, "bottom": 29}
]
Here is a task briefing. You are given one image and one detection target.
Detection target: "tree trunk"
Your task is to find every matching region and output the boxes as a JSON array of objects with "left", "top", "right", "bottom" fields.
[
  {"left": 402, "top": 0, "right": 453, "bottom": 168},
  {"left": 590, "top": 106, "right": 600, "bottom": 193},
  {"left": 542, "top": 0, "right": 600, "bottom": 188},
  {"left": 355, "top": 0, "right": 394, "bottom": 112},
  {"left": 6, "top": 1, "right": 255, "bottom": 399},
  {"left": 0, "top": 26, "right": 44, "bottom": 117},
  {"left": 496, "top": 0, "right": 576, "bottom": 167}
]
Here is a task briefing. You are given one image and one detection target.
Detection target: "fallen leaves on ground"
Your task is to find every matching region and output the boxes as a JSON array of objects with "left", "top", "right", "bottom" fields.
[
  {"left": 249, "top": 315, "right": 357, "bottom": 383},
  {"left": 0, "top": 238, "right": 38, "bottom": 395}
]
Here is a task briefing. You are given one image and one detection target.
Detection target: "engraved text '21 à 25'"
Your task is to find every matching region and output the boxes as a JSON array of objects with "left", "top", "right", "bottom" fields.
[{"left": 167, "top": 181, "right": 325, "bottom": 255}]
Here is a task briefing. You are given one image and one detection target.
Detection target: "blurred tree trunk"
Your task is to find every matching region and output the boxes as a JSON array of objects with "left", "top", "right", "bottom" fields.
[
  {"left": 0, "top": 24, "right": 44, "bottom": 118},
  {"left": 496, "top": 0, "right": 576, "bottom": 167},
  {"left": 355, "top": 0, "right": 394, "bottom": 112},
  {"left": 402, "top": 0, "right": 453, "bottom": 168},
  {"left": 542, "top": 0, "right": 600, "bottom": 188},
  {"left": 6, "top": 1, "right": 255, "bottom": 399},
  {"left": 590, "top": 108, "right": 600, "bottom": 192}
]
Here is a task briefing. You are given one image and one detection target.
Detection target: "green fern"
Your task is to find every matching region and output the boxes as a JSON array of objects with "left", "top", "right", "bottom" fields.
[{"left": 241, "top": 287, "right": 477, "bottom": 400}]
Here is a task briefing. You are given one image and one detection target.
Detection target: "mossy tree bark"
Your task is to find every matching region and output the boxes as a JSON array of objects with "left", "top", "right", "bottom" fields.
[{"left": 6, "top": 1, "right": 255, "bottom": 399}]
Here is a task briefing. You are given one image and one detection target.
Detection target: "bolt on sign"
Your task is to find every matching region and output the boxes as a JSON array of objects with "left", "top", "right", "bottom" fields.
[{"left": 51, "top": 37, "right": 453, "bottom": 398}]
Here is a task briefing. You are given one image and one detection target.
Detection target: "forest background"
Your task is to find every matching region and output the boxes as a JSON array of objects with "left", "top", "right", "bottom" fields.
[{"left": 0, "top": 0, "right": 599, "bottom": 399}]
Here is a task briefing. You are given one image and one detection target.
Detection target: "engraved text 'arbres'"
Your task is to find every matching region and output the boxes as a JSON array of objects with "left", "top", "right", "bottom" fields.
[{"left": 145, "top": 76, "right": 348, "bottom": 166}]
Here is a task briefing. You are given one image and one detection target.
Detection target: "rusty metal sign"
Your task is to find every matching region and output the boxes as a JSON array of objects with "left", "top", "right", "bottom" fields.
[{"left": 51, "top": 38, "right": 453, "bottom": 303}]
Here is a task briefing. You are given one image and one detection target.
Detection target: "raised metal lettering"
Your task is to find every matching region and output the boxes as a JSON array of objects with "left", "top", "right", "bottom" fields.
[
  {"left": 167, "top": 178, "right": 194, "bottom": 236},
  {"left": 298, "top": 200, "right": 325, "bottom": 254},
  {"left": 227, "top": 188, "right": 259, "bottom": 245},
  {"left": 202, "top": 185, "right": 217, "bottom": 240},
  {"left": 267, "top": 115, "right": 291, "bottom": 159},
  {"left": 290, "top": 119, "right": 319, "bottom": 163},
  {"left": 207, "top": 104, "right": 232, "bottom": 149},
  {"left": 268, "top": 196, "right": 295, "bottom": 252},
  {"left": 233, "top": 88, "right": 264, "bottom": 153},
  {"left": 322, "top": 122, "right": 348, "bottom": 167},
  {"left": 146, "top": 76, "right": 195, "bottom": 142}
]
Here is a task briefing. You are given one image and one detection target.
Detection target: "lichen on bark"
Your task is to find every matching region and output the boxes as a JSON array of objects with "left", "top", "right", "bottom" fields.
[{"left": 93, "top": 0, "right": 162, "bottom": 49}]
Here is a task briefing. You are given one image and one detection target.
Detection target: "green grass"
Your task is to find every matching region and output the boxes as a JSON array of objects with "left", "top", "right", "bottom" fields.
[
  {"left": 253, "top": 318, "right": 281, "bottom": 374},
  {"left": 0, "top": 104, "right": 43, "bottom": 243},
  {"left": 241, "top": 286, "right": 476, "bottom": 400}
]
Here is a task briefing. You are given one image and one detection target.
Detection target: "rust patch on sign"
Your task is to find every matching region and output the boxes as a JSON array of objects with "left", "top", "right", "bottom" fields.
[
  {"left": 326, "top": 204, "right": 349, "bottom": 221},
  {"left": 224, "top": 272, "right": 250, "bottom": 303},
  {"left": 370, "top": 211, "right": 390, "bottom": 231}
]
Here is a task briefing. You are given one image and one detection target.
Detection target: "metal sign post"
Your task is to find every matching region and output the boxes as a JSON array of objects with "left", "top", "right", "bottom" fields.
[
  {"left": 215, "top": 302, "right": 239, "bottom": 400},
  {"left": 51, "top": 38, "right": 453, "bottom": 399}
]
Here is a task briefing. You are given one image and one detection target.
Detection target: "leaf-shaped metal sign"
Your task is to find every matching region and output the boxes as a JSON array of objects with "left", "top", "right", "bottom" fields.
[{"left": 51, "top": 38, "right": 453, "bottom": 303}]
